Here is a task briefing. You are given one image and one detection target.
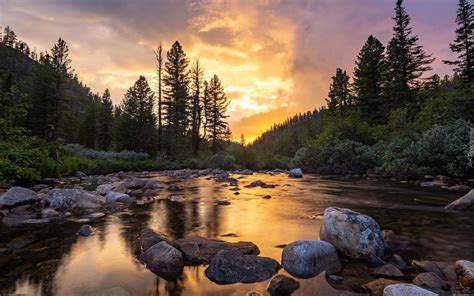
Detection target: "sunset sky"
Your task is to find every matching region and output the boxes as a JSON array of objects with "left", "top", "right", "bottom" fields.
[{"left": 0, "top": 0, "right": 458, "bottom": 142}]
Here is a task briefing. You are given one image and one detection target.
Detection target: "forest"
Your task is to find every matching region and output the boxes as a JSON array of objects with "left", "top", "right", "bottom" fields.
[{"left": 0, "top": 0, "right": 473, "bottom": 186}]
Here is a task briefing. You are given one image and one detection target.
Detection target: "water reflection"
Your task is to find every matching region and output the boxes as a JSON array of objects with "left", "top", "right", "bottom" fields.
[{"left": 1, "top": 174, "right": 473, "bottom": 295}]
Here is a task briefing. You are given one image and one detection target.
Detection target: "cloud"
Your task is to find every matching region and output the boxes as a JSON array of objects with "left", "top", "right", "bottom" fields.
[{"left": 0, "top": 0, "right": 458, "bottom": 140}]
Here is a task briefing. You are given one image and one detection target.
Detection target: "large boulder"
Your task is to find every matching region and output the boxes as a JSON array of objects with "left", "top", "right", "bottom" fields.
[
  {"left": 105, "top": 192, "right": 132, "bottom": 208},
  {"left": 383, "top": 284, "right": 437, "bottom": 296},
  {"left": 281, "top": 240, "right": 341, "bottom": 278},
  {"left": 174, "top": 235, "right": 260, "bottom": 265},
  {"left": 139, "top": 228, "right": 169, "bottom": 252},
  {"left": 123, "top": 177, "right": 147, "bottom": 189},
  {"left": 139, "top": 241, "right": 184, "bottom": 280},
  {"left": 47, "top": 189, "right": 102, "bottom": 211},
  {"left": 413, "top": 272, "right": 449, "bottom": 291},
  {"left": 288, "top": 168, "right": 303, "bottom": 178},
  {"left": 455, "top": 260, "right": 474, "bottom": 289},
  {"left": 320, "top": 207, "right": 386, "bottom": 259},
  {"left": 205, "top": 249, "right": 280, "bottom": 284},
  {"left": 266, "top": 274, "right": 300, "bottom": 296},
  {"left": 0, "top": 187, "right": 38, "bottom": 208},
  {"left": 445, "top": 189, "right": 474, "bottom": 211}
]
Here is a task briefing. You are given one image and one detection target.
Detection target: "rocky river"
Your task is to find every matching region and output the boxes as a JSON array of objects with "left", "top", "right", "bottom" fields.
[{"left": 0, "top": 170, "right": 473, "bottom": 296}]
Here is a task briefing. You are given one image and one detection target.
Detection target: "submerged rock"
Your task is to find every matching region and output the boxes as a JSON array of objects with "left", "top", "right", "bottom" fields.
[
  {"left": 412, "top": 260, "right": 445, "bottom": 279},
  {"left": 0, "top": 187, "right": 38, "bottom": 208},
  {"left": 413, "top": 272, "right": 449, "bottom": 291},
  {"left": 445, "top": 189, "right": 474, "bottom": 211},
  {"left": 382, "top": 229, "right": 401, "bottom": 252},
  {"left": 266, "top": 274, "right": 300, "bottom": 296},
  {"left": 78, "top": 224, "right": 93, "bottom": 237},
  {"left": 282, "top": 240, "right": 341, "bottom": 278},
  {"left": 370, "top": 264, "right": 403, "bottom": 279},
  {"left": 455, "top": 260, "right": 474, "bottom": 289},
  {"left": 205, "top": 249, "right": 280, "bottom": 284},
  {"left": 383, "top": 283, "right": 437, "bottom": 296},
  {"left": 288, "top": 168, "right": 303, "bottom": 178},
  {"left": 42, "top": 208, "right": 59, "bottom": 218},
  {"left": 139, "top": 241, "right": 184, "bottom": 280},
  {"left": 139, "top": 228, "right": 169, "bottom": 252},
  {"left": 174, "top": 235, "right": 260, "bottom": 265},
  {"left": 319, "top": 207, "right": 386, "bottom": 259}
]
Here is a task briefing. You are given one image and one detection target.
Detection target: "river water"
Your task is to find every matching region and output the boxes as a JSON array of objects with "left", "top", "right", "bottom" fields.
[{"left": 1, "top": 173, "right": 472, "bottom": 295}]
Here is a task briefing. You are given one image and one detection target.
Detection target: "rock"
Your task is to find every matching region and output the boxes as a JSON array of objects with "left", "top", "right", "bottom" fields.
[
  {"left": 382, "top": 229, "right": 401, "bottom": 252},
  {"left": 123, "top": 177, "right": 146, "bottom": 189},
  {"left": 233, "top": 192, "right": 240, "bottom": 195},
  {"left": 455, "top": 260, "right": 474, "bottom": 289},
  {"left": 236, "top": 169, "right": 253, "bottom": 175},
  {"left": 95, "top": 183, "right": 114, "bottom": 195},
  {"left": 174, "top": 235, "right": 260, "bottom": 265},
  {"left": 445, "top": 189, "right": 474, "bottom": 211},
  {"left": 42, "top": 208, "right": 59, "bottom": 218},
  {"left": 144, "top": 179, "right": 166, "bottom": 190},
  {"left": 281, "top": 240, "right": 341, "bottom": 278},
  {"left": 263, "top": 195, "right": 272, "bottom": 199},
  {"left": 23, "top": 218, "right": 49, "bottom": 224},
  {"left": 48, "top": 188, "right": 102, "bottom": 210},
  {"left": 391, "top": 254, "right": 409, "bottom": 270},
  {"left": 106, "top": 191, "right": 132, "bottom": 208},
  {"left": 139, "top": 228, "right": 169, "bottom": 252},
  {"left": 370, "top": 264, "right": 404, "bottom": 278},
  {"left": 168, "top": 195, "right": 185, "bottom": 202},
  {"left": 245, "top": 180, "right": 276, "bottom": 188},
  {"left": 78, "top": 224, "right": 93, "bottom": 237},
  {"left": 205, "top": 249, "right": 280, "bottom": 284},
  {"left": 139, "top": 241, "right": 184, "bottom": 280},
  {"left": 363, "top": 279, "right": 400, "bottom": 296},
  {"left": 319, "top": 207, "right": 386, "bottom": 259},
  {"left": 6, "top": 234, "right": 36, "bottom": 249},
  {"left": 413, "top": 272, "right": 449, "bottom": 290},
  {"left": 130, "top": 189, "right": 143, "bottom": 198},
  {"left": 33, "top": 184, "right": 49, "bottom": 191},
  {"left": 74, "top": 171, "right": 88, "bottom": 179},
  {"left": 216, "top": 200, "right": 231, "bottom": 206},
  {"left": 448, "top": 185, "right": 471, "bottom": 192},
  {"left": 288, "top": 168, "right": 303, "bottom": 178},
  {"left": 167, "top": 184, "right": 181, "bottom": 192},
  {"left": 86, "top": 212, "right": 105, "bottom": 219},
  {"left": 266, "top": 274, "right": 300, "bottom": 296},
  {"left": 383, "top": 283, "right": 437, "bottom": 296},
  {"left": 366, "top": 255, "right": 387, "bottom": 268},
  {"left": 328, "top": 274, "right": 344, "bottom": 283},
  {"left": 0, "top": 187, "right": 38, "bottom": 208},
  {"left": 412, "top": 260, "right": 445, "bottom": 279}
]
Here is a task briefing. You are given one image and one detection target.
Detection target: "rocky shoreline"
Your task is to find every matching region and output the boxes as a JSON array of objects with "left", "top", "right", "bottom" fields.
[{"left": 1, "top": 168, "right": 473, "bottom": 295}]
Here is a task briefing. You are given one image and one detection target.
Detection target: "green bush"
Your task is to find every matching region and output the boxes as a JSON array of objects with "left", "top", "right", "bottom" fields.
[{"left": 208, "top": 153, "right": 235, "bottom": 170}]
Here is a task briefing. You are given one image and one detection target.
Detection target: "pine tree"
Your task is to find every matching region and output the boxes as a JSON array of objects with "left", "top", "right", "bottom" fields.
[
  {"left": 386, "top": 0, "right": 434, "bottom": 107},
  {"left": 190, "top": 60, "right": 204, "bottom": 155},
  {"left": 326, "top": 68, "right": 351, "bottom": 116},
  {"left": 353, "top": 35, "right": 388, "bottom": 124},
  {"left": 162, "top": 41, "right": 190, "bottom": 155},
  {"left": 206, "top": 74, "right": 230, "bottom": 154},
  {"left": 82, "top": 95, "right": 99, "bottom": 148},
  {"left": 444, "top": 0, "right": 474, "bottom": 83},
  {"left": 97, "top": 89, "right": 114, "bottom": 150},
  {"left": 239, "top": 134, "right": 246, "bottom": 146},
  {"left": 154, "top": 43, "right": 164, "bottom": 149},
  {"left": 116, "top": 76, "right": 156, "bottom": 153},
  {"left": 202, "top": 80, "right": 210, "bottom": 139},
  {"left": 2, "top": 26, "right": 17, "bottom": 47}
]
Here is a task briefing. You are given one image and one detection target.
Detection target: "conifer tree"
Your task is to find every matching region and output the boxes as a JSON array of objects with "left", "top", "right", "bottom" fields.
[
  {"left": 205, "top": 74, "right": 230, "bottom": 154},
  {"left": 2, "top": 26, "right": 17, "bottom": 47},
  {"left": 162, "top": 41, "right": 190, "bottom": 155},
  {"left": 386, "top": 0, "right": 434, "bottom": 107},
  {"left": 97, "top": 89, "right": 114, "bottom": 150},
  {"left": 82, "top": 95, "right": 99, "bottom": 148},
  {"left": 353, "top": 35, "right": 387, "bottom": 124},
  {"left": 190, "top": 60, "right": 204, "bottom": 155},
  {"left": 326, "top": 68, "right": 351, "bottom": 116},
  {"left": 444, "top": 0, "right": 474, "bottom": 83},
  {"left": 154, "top": 43, "right": 164, "bottom": 149}
]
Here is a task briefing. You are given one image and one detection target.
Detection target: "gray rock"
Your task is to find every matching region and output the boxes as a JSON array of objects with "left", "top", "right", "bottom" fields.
[
  {"left": 74, "top": 171, "right": 88, "bottom": 179},
  {"left": 174, "top": 235, "right": 260, "bottom": 265},
  {"left": 95, "top": 183, "right": 114, "bottom": 195},
  {"left": 320, "top": 207, "right": 386, "bottom": 259},
  {"left": 267, "top": 274, "right": 300, "bottom": 295},
  {"left": 144, "top": 179, "right": 166, "bottom": 190},
  {"left": 124, "top": 177, "right": 146, "bottom": 189},
  {"left": 391, "top": 254, "right": 409, "bottom": 270},
  {"left": 370, "top": 264, "right": 404, "bottom": 278},
  {"left": 288, "top": 168, "right": 303, "bottom": 178},
  {"left": 445, "top": 189, "right": 474, "bottom": 211},
  {"left": 455, "top": 260, "right": 474, "bottom": 289},
  {"left": 383, "top": 284, "right": 437, "bottom": 296},
  {"left": 412, "top": 260, "right": 445, "bottom": 279},
  {"left": 0, "top": 187, "right": 38, "bottom": 208},
  {"left": 139, "top": 241, "right": 184, "bottom": 280},
  {"left": 382, "top": 229, "right": 401, "bottom": 252},
  {"left": 413, "top": 272, "right": 449, "bottom": 290},
  {"left": 168, "top": 195, "right": 185, "bottom": 202},
  {"left": 366, "top": 255, "right": 387, "bottom": 268},
  {"left": 448, "top": 185, "right": 471, "bottom": 192},
  {"left": 48, "top": 188, "right": 102, "bottom": 211},
  {"left": 139, "top": 228, "right": 169, "bottom": 252},
  {"left": 106, "top": 191, "right": 131, "bottom": 208},
  {"left": 78, "top": 224, "right": 93, "bottom": 237},
  {"left": 42, "top": 208, "right": 59, "bottom": 218},
  {"left": 205, "top": 249, "right": 280, "bottom": 284},
  {"left": 282, "top": 240, "right": 341, "bottom": 278}
]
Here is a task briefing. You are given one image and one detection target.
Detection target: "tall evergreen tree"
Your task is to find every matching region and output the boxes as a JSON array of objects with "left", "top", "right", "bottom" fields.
[
  {"left": 97, "top": 89, "right": 114, "bottom": 150},
  {"left": 206, "top": 74, "right": 230, "bottom": 154},
  {"left": 115, "top": 76, "right": 156, "bottom": 153},
  {"left": 386, "top": 0, "right": 434, "bottom": 107},
  {"left": 154, "top": 43, "right": 164, "bottom": 149},
  {"left": 190, "top": 60, "right": 204, "bottom": 155},
  {"left": 2, "top": 26, "right": 17, "bottom": 47},
  {"left": 82, "top": 94, "right": 99, "bottom": 148},
  {"left": 444, "top": 0, "right": 474, "bottom": 83},
  {"left": 353, "top": 35, "right": 387, "bottom": 124},
  {"left": 326, "top": 68, "right": 351, "bottom": 116},
  {"left": 162, "top": 41, "right": 190, "bottom": 155}
]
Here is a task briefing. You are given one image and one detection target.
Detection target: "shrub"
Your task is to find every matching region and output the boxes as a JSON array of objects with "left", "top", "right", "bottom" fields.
[
  {"left": 208, "top": 153, "right": 235, "bottom": 170},
  {"left": 63, "top": 144, "right": 149, "bottom": 160}
]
